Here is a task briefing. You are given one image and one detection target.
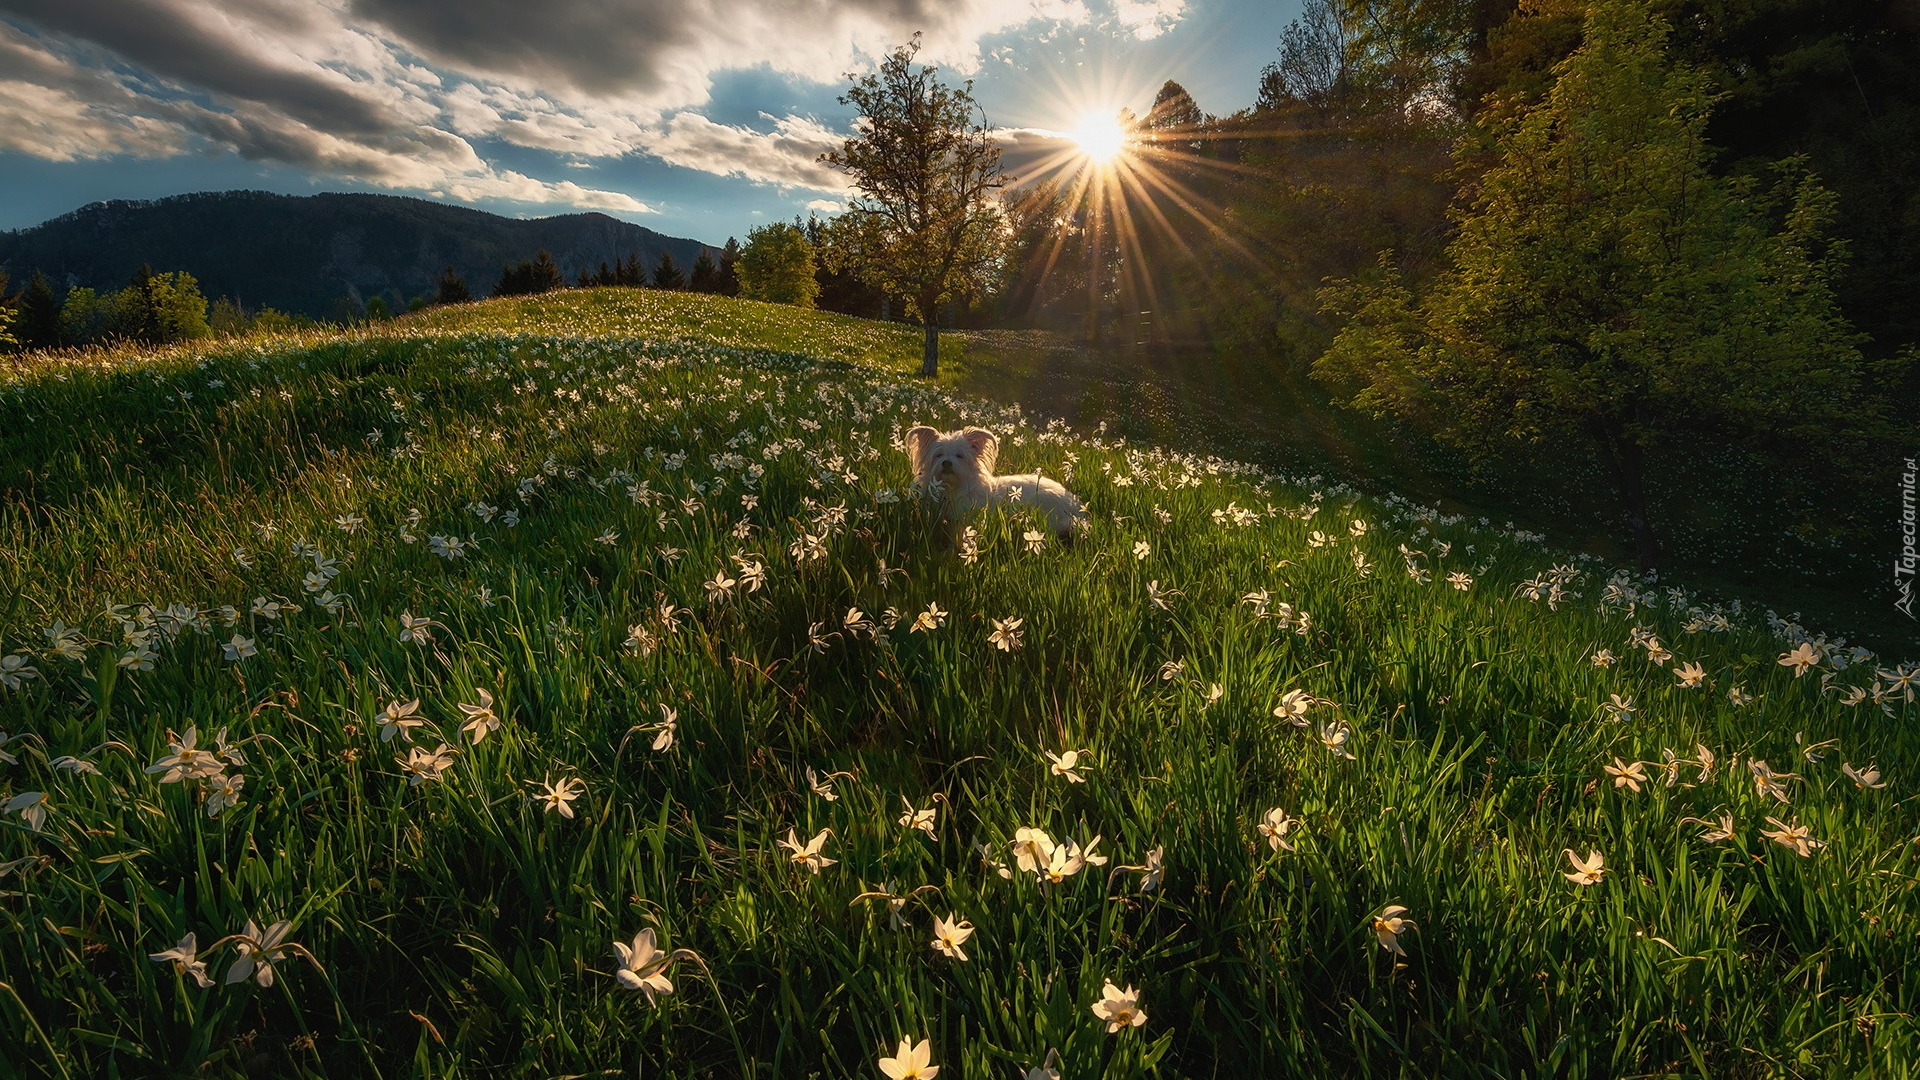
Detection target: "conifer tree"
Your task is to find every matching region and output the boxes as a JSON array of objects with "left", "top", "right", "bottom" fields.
[
  {"left": 436, "top": 266, "right": 471, "bottom": 305},
  {"left": 652, "top": 252, "right": 686, "bottom": 290},
  {"left": 16, "top": 270, "right": 63, "bottom": 349}
]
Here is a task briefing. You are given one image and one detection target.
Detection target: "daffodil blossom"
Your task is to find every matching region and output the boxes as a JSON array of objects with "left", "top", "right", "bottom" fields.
[
  {"left": 779, "top": 828, "right": 836, "bottom": 873},
  {"left": 1257, "top": 807, "right": 1298, "bottom": 852},
  {"left": 0, "top": 654, "right": 39, "bottom": 690},
  {"left": 612, "top": 927, "right": 699, "bottom": 1005},
  {"left": 1011, "top": 828, "right": 1055, "bottom": 874},
  {"left": 6, "top": 791, "right": 48, "bottom": 830},
  {"left": 378, "top": 699, "right": 428, "bottom": 744},
  {"left": 398, "top": 744, "right": 458, "bottom": 787},
  {"left": 898, "top": 797, "right": 937, "bottom": 838},
  {"left": 1045, "top": 749, "right": 1087, "bottom": 783},
  {"left": 224, "top": 919, "right": 295, "bottom": 987},
  {"left": 205, "top": 772, "right": 246, "bottom": 816},
  {"left": 146, "top": 727, "right": 224, "bottom": 783},
  {"left": 1777, "top": 642, "right": 1821, "bottom": 676},
  {"left": 457, "top": 688, "right": 501, "bottom": 744},
  {"left": 1760, "top": 816, "right": 1823, "bottom": 857},
  {"left": 931, "top": 914, "right": 975, "bottom": 961},
  {"left": 527, "top": 776, "right": 586, "bottom": 818},
  {"left": 149, "top": 932, "right": 216, "bottom": 988},
  {"left": 1840, "top": 762, "right": 1887, "bottom": 789},
  {"left": 1372, "top": 905, "right": 1416, "bottom": 956},
  {"left": 1090, "top": 980, "right": 1147, "bottom": 1033},
  {"left": 1604, "top": 758, "right": 1649, "bottom": 793},
  {"left": 1563, "top": 848, "right": 1606, "bottom": 886},
  {"left": 1680, "top": 812, "right": 1735, "bottom": 842},
  {"left": 877, "top": 1037, "right": 939, "bottom": 1080}
]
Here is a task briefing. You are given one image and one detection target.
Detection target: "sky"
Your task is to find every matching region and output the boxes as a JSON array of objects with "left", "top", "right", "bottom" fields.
[{"left": 0, "top": 0, "right": 1299, "bottom": 246}]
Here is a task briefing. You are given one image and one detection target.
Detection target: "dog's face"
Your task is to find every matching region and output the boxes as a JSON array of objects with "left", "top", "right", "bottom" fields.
[{"left": 905, "top": 426, "right": 997, "bottom": 485}]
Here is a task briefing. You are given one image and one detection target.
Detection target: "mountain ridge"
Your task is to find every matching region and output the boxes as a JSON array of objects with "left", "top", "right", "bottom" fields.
[{"left": 0, "top": 190, "right": 716, "bottom": 318}]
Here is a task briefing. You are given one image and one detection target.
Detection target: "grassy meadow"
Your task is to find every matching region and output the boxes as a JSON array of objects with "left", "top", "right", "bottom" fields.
[{"left": 0, "top": 289, "right": 1915, "bottom": 1078}]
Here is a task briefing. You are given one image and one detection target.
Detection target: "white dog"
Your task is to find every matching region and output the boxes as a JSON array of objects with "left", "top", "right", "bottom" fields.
[{"left": 904, "top": 425, "right": 1087, "bottom": 537}]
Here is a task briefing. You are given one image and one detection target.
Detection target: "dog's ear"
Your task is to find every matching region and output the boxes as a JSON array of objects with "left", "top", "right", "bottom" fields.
[
  {"left": 960, "top": 428, "right": 998, "bottom": 475},
  {"left": 903, "top": 426, "right": 938, "bottom": 483}
]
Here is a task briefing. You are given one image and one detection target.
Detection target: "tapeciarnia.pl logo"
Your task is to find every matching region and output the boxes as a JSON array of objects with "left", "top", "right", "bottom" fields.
[{"left": 1898, "top": 456, "right": 1917, "bottom": 619}]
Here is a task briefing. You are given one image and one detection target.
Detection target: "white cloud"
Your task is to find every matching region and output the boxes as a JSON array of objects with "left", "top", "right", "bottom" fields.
[
  {"left": 0, "top": 78, "right": 183, "bottom": 160},
  {"left": 804, "top": 198, "right": 844, "bottom": 213},
  {"left": 649, "top": 112, "right": 848, "bottom": 191},
  {"left": 0, "top": 0, "right": 1112, "bottom": 212},
  {"left": 1112, "top": 0, "right": 1186, "bottom": 40}
]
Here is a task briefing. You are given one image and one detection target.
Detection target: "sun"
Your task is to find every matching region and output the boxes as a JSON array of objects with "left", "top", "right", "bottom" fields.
[{"left": 1069, "top": 112, "right": 1130, "bottom": 164}]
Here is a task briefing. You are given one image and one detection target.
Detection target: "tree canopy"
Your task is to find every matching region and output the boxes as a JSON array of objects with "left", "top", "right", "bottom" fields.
[
  {"left": 821, "top": 35, "right": 1008, "bottom": 376},
  {"left": 1315, "top": 0, "right": 1885, "bottom": 569},
  {"left": 735, "top": 222, "right": 818, "bottom": 308}
]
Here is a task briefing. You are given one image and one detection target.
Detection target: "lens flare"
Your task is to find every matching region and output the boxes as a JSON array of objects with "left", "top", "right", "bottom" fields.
[{"left": 1070, "top": 112, "right": 1129, "bottom": 164}]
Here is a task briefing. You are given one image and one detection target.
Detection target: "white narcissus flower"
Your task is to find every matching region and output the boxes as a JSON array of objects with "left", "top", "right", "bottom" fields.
[
  {"left": 806, "top": 766, "right": 846, "bottom": 801},
  {"left": 779, "top": 828, "right": 836, "bottom": 873},
  {"left": 1680, "top": 812, "right": 1735, "bottom": 843},
  {"left": 988, "top": 617, "right": 1024, "bottom": 652},
  {"left": 397, "top": 613, "right": 437, "bottom": 644},
  {"left": 1563, "top": 848, "right": 1605, "bottom": 886},
  {"left": 0, "top": 654, "right": 40, "bottom": 690},
  {"left": 398, "top": 745, "right": 457, "bottom": 788},
  {"left": 1272, "top": 689, "right": 1313, "bottom": 725},
  {"left": 1604, "top": 758, "right": 1648, "bottom": 793},
  {"left": 898, "top": 798, "right": 937, "bottom": 838},
  {"left": 910, "top": 603, "right": 947, "bottom": 632},
  {"left": 1011, "top": 830, "right": 1054, "bottom": 875},
  {"left": 149, "top": 932, "right": 216, "bottom": 988},
  {"left": 457, "top": 688, "right": 501, "bottom": 745},
  {"left": 1778, "top": 642, "right": 1821, "bottom": 676},
  {"left": 222, "top": 634, "right": 256, "bottom": 662},
  {"left": 1318, "top": 720, "right": 1356, "bottom": 760},
  {"left": 1760, "top": 816, "right": 1824, "bottom": 857},
  {"left": 225, "top": 919, "right": 294, "bottom": 987},
  {"left": 528, "top": 776, "right": 585, "bottom": 818},
  {"left": 651, "top": 706, "right": 677, "bottom": 751},
  {"left": 6, "top": 790, "right": 48, "bottom": 830},
  {"left": 612, "top": 927, "right": 682, "bottom": 1004},
  {"left": 1090, "top": 979, "right": 1147, "bottom": 1033},
  {"left": 1840, "top": 763, "right": 1887, "bottom": 789},
  {"left": 1257, "top": 808, "right": 1297, "bottom": 852},
  {"left": 877, "top": 1037, "right": 938, "bottom": 1080},
  {"left": 1674, "top": 662, "right": 1707, "bottom": 688},
  {"left": 930, "top": 914, "right": 974, "bottom": 961},
  {"left": 1046, "top": 749, "right": 1087, "bottom": 783},
  {"left": 146, "top": 726, "right": 223, "bottom": 784},
  {"left": 1372, "top": 905, "right": 1416, "bottom": 956},
  {"left": 378, "top": 699, "right": 427, "bottom": 744},
  {"left": 205, "top": 772, "right": 246, "bottom": 817}
]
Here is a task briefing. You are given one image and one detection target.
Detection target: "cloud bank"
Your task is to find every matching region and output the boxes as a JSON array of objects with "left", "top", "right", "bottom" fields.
[{"left": 0, "top": 0, "right": 1181, "bottom": 213}]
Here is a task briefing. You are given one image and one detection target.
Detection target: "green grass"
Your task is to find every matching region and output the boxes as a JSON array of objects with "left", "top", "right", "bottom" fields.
[{"left": 0, "top": 288, "right": 1915, "bottom": 1078}]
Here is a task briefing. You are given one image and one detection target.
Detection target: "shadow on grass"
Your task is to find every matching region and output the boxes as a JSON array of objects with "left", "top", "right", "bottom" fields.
[{"left": 942, "top": 330, "right": 1920, "bottom": 656}]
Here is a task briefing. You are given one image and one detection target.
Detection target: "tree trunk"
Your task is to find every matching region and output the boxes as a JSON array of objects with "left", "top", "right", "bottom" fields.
[
  {"left": 921, "top": 318, "right": 939, "bottom": 378},
  {"left": 1590, "top": 419, "right": 1661, "bottom": 571}
]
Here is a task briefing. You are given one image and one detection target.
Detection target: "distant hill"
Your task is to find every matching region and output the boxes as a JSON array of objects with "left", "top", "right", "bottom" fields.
[{"left": 0, "top": 190, "right": 716, "bottom": 318}]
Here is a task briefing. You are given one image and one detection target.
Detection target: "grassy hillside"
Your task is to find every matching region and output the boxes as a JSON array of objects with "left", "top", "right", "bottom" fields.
[{"left": 0, "top": 290, "right": 1915, "bottom": 1078}]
